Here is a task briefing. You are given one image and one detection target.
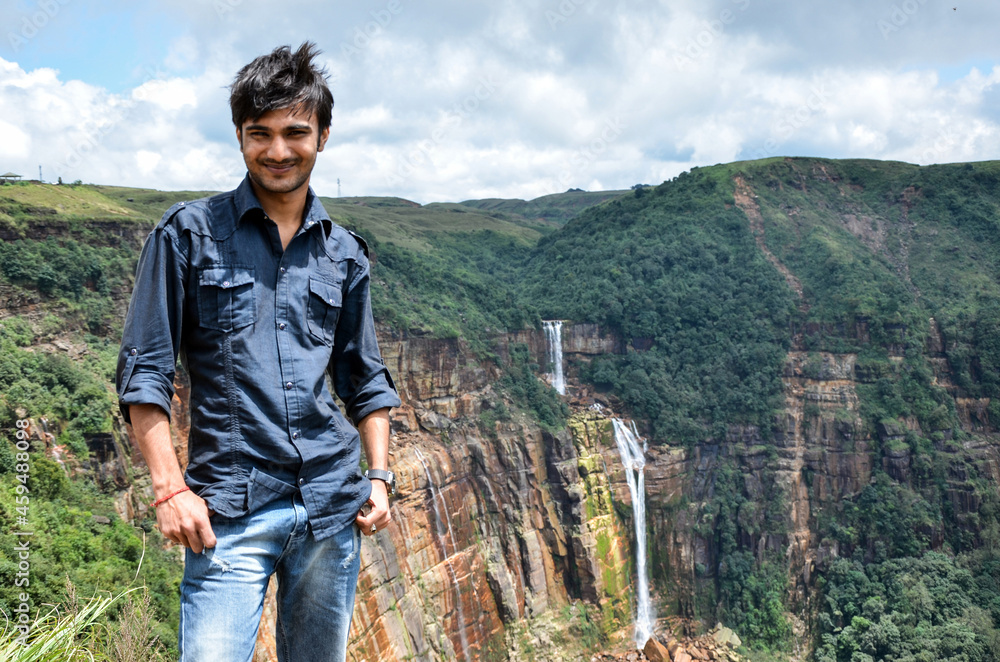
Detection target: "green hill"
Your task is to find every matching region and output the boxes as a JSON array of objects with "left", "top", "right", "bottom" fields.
[
  {"left": 458, "top": 188, "right": 629, "bottom": 226},
  {"left": 516, "top": 158, "right": 1000, "bottom": 439}
]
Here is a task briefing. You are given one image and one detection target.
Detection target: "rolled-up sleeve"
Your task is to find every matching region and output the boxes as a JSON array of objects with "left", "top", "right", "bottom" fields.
[
  {"left": 330, "top": 248, "right": 401, "bottom": 426},
  {"left": 116, "top": 219, "right": 187, "bottom": 424}
]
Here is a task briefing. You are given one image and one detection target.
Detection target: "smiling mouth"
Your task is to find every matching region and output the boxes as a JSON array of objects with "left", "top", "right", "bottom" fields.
[{"left": 264, "top": 162, "right": 297, "bottom": 173}]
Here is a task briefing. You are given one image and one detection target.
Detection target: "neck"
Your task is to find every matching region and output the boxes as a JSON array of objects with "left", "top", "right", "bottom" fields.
[{"left": 250, "top": 178, "right": 311, "bottom": 229}]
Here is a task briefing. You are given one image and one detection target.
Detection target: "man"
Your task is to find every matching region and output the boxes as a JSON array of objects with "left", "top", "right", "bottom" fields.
[{"left": 116, "top": 42, "right": 400, "bottom": 661}]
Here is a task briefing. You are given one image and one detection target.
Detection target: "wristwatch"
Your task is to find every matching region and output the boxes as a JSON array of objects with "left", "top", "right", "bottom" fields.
[{"left": 365, "top": 469, "right": 396, "bottom": 496}]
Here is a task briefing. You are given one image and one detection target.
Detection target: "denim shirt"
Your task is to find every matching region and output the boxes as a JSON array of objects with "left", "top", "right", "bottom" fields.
[{"left": 116, "top": 176, "right": 401, "bottom": 541}]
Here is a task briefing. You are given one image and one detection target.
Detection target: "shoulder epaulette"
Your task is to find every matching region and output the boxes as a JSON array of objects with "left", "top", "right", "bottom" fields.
[
  {"left": 347, "top": 230, "right": 370, "bottom": 258},
  {"left": 156, "top": 201, "right": 188, "bottom": 229}
]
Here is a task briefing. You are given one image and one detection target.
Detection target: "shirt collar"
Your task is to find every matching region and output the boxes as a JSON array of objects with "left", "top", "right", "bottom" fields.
[{"left": 230, "top": 174, "right": 333, "bottom": 240}]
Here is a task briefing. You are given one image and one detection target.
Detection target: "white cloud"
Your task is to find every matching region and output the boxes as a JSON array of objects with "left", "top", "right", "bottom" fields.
[
  {"left": 132, "top": 78, "right": 198, "bottom": 111},
  {"left": 0, "top": 119, "right": 31, "bottom": 160},
  {"left": 135, "top": 149, "right": 161, "bottom": 175},
  {"left": 0, "top": 2, "right": 999, "bottom": 202}
]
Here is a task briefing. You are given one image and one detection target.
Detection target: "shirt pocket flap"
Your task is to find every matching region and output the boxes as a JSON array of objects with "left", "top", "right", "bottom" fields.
[
  {"left": 197, "top": 266, "right": 256, "bottom": 332},
  {"left": 309, "top": 277, "right": 343, "bottom": 308},
  {"left": 199, "top": 266, "right": 255, "bottom": 289}
]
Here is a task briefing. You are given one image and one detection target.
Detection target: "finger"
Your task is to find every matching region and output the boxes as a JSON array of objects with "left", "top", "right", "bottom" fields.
[
  {"left": 199, "top": 518, "right": 217, "bottom": 549},
  {"left": 356, "top": 511, "right": 384, "bottom": 536},
  {"left": 356, "top": 511, "right": 373, "bottom": 531},
  {"left": 185, "top": 525, "right": 203, "bottom": 554},
  {"left": 367, "top": 512, "right": 389, "bottom": 532}
]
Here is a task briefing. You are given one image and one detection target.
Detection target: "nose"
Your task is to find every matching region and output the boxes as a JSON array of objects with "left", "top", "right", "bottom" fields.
[{"left": 266, "top": 135, "right": 294, "bottom": 162}]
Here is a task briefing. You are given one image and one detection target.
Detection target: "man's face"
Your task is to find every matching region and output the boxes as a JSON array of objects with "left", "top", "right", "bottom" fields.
[{"left": 238, "top": 107, "right": 329, "bottom": 196}]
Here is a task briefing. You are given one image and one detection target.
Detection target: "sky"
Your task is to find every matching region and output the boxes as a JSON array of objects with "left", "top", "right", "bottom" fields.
[{"left": 1, "top": 0, "right": 999, "bottom": 204}]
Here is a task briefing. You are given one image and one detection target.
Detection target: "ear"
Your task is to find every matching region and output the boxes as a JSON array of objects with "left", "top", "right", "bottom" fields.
[
  {"left": 317, "top": 126, "right": 330, "bottom": 152},
  {"left": 236, "top": 126, "right": 243, "bottom": 150}
]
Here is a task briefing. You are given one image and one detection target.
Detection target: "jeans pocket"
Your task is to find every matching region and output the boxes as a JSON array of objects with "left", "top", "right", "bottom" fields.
[{"left": 197, "top": 265, "right": 256, "bottom": 332}]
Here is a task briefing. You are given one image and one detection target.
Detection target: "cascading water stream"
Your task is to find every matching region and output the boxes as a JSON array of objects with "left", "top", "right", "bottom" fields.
[
  {"left": 543, "top": 320, "right": 566, "bottom": 395},
  {"left": 413, "top": 447, "right": 471, "bottom": 660},
  {"left": 611, "top": 418, "right": 654, "bottom": 648}
]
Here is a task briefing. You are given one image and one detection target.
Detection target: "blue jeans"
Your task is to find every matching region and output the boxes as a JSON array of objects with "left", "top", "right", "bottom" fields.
[{"left": 178, "top": 494, "right": 362, "bottom": 662}]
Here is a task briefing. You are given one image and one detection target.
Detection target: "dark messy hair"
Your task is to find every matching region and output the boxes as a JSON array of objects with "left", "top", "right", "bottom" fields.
[{"left": 229, "top": 42, "right": 334, "bottom": 132}]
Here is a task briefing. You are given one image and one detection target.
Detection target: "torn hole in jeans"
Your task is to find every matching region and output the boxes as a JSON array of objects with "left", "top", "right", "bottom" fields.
[
  {"left": 340, "top": 529, "right": 360, "bottom": 569},
  {"left": 207, "top": 550, "right": 233, "bottom": 573}
]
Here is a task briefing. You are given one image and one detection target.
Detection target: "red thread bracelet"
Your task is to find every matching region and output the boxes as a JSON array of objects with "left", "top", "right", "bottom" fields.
[{"left": 152, "top": 487, "right": 190, "bottom": 508}]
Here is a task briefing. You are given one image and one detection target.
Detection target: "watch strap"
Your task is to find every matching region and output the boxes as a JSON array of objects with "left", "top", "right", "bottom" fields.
[{"left": 365, "top": 469, "right": 396, "bottom": 495}]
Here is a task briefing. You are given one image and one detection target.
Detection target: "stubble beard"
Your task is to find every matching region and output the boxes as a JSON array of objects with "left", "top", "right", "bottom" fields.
[{"left": 247, "top": 160, "right": 313, "bottom": 195}]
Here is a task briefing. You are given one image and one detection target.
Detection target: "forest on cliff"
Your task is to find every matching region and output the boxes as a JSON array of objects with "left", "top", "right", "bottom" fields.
[{"left": 2, "top": 157, "right": 1000, "bottom": 661}]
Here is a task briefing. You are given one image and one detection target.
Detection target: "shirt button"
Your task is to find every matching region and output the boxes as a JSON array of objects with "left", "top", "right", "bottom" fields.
[
  {"left": 279, "top": 267, "right": 286, "bottom": 274},
  {"left": 298, "top": 478, "right": 305, "bottom": 486},
  {"left": 278, "top": 322, "right": 286, "bottom": 330},
  {"left": 222, "top": 280, "right": 230, "bottom": 288},
  {"left": 285, "top": 381, "right": 293, "bottom": 390},
  {"left": 291, "top": 431, "right": 299, "bottom": 439},
  {"left": 130, "top": 348, "right": 137, "bottom": 355}
]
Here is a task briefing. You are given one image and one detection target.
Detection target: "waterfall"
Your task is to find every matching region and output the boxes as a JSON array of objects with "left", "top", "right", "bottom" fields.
[
  {"left": 611, "top": 418, "right": 654, "bottom": 648},
  {"left": 543, "top": 320, "right": 566, "bottom": 395},
  {"left": 413, "top": 447, "right": 471, "bottom": 660}
]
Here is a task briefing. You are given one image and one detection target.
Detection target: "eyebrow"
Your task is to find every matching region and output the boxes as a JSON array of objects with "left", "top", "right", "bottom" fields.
[{"left": 244, "top": 122, "right": 314, "bottom": 132}]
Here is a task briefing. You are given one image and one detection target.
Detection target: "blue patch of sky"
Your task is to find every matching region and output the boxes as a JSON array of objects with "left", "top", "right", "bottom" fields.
[
  {"left": 933, "top": 58, "right": 999, "bottom": 83},
  {"left": 5, "top": 2, "right": 184, "bottom": 93},
  {"left": 898, "top": 58, "right": 999, "bottom": 84}
]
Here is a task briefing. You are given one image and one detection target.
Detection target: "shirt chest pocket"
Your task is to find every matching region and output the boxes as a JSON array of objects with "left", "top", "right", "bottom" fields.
[
  {"left": 197, "top": 266, "right": 257, "bottom": 332},
  {"left": 306, "top": 277, "right": 343, "bottom": 345}
]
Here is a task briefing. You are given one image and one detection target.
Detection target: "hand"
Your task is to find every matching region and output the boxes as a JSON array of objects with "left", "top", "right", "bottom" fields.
[
  {"left": 155, "top": 489, "right": 217, "bottom": 553},
  {"left": 355, "top": 478, "right": 391, "bottom": 537}
]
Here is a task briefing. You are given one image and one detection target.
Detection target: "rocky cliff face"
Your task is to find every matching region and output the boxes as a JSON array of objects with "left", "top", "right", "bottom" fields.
[
  {"left": 106, "top": 322, "right": 1000, "bottom": 660},
  {"left": 113, "top": 325, "right": 638, "bottom": 661},
  {"left": 301, "top": 328, "right": 635, "bottom": 661}
]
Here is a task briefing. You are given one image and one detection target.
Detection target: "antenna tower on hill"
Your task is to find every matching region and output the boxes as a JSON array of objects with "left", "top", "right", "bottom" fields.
[{"left": 337, "top": 178, "right": 341, "bottom": 197}]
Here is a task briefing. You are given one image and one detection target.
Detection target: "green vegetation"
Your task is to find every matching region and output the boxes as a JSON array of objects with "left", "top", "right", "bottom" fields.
[
  {"left": 0, "top": 440, "right": 182, "bottom": 654},
  {"left": 91, "top": 185, "right": 214, "bottom": 221},
  {"left": 523, "top": 168, "right": 794, "bottom": 443},
  {"left": 321, "top": 195, "right": 546, "bottom": 253},
  {"left": 0, "top": 237, "right": 136, "bottom": 335},
  {"left": 496, "top": 344, "right": 568, "bottom": 430},
  {"left": 0, "top": 585, "right": 170, "bottom": 661},
  {"left": 360, "top": 228, "right": 539, "bottom": 343},
  {"left": 698, "top": 460, "right": 791, "bottom": 651},
  {"left": 0, "top": 182, "right": 139, "bottom": 228},
  {"left": 0, "top": 319, "right": 118, "bottom": 455},
  {"left": 552, "top": 602, "right": 609, "bottom": 653},
  {"left": 749, "top": 158, "right": 1000, "bottom": 407},
  {"left": 813, "top": 458, "right": 1000, "bottom": 660},
  {"left": 458, "top": 188, "right": 628, "bottom": 227},
  {"left": 815, "top": 553, "right": 1000, "bottom": 662},
  {"left": 0, "top": 296, "right": 179, "bottom": 655}
]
